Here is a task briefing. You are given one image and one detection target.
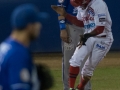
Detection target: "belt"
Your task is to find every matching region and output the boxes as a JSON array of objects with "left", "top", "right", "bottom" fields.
[
  {"left": 96, "top": 35, "right": 106, "bottom": 38},
  {"left": 100, "top": 35, "right": 106, "bottom": 37}
]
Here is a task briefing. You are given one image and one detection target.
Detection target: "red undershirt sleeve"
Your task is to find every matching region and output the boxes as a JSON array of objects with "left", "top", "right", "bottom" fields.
[
  {"left": 65, "top": 13, "right": 84, "bottom": 27},
  {"left": 91, "top": 26, "right": 105, "bottom": 35}
]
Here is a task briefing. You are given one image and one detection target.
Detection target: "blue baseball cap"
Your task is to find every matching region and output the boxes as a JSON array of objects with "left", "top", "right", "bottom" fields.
[{"left": 11, "top": 4, "right": 49, "bottom": 29}]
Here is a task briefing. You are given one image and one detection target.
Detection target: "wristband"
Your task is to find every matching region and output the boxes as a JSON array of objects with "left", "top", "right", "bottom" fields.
[{"left": 59, "top": 19, "right": 66, "bottom": 30}]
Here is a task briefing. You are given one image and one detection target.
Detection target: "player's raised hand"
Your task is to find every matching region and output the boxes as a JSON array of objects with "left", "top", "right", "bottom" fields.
[
  {"left": 60, "top": 29, "right": 69, "bottom": 43},
  {"left": 51, "top": 5, "right": 66, "bottom": 16}
]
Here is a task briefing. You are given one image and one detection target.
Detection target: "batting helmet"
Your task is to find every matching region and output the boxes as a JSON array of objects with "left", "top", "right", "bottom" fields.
[{"left": 70, "top": 0, "right": 90, "bottom": 7}]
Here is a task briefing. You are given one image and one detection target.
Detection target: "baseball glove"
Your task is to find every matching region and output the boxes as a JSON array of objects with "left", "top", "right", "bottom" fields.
[
  {"left": 77, "top": 33, "right": 92, "bottom": 48},
  {"left": 51, "top": 5, "right": 66, "bottom": 16},
  {"left": 36, "top": 64, "right": 54, "bottom": 90}
]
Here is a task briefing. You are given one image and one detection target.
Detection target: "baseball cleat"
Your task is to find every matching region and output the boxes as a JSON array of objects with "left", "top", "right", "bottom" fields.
[
  {"left": 75, "top": 88, "right": 84, "bottom": 90},
  {"left": 75, "top": 89, "right": 84, "bottom": 90},
  {"left": 75, "top": 85, "right": 84, "bottom": 90},
  {"left": 69, "top": 88, "right": 75, "bottom": 90}
]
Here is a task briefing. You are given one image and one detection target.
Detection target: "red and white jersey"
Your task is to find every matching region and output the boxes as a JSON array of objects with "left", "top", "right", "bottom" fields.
[{"left": 77, "top": 0, "right": 113, "bottom": 38}]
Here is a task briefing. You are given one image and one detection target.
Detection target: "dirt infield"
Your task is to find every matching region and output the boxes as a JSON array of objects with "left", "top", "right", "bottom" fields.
[{"left": 34, "top": 51, "right": 120, "bottom": 68}]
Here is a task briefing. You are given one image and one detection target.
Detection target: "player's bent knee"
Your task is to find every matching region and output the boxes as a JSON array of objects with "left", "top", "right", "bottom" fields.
[
  {"left": 69, "top": 59, "right": 81, "bottom": 67},
  {"left": 82, "top": 67, "right": 94, "bottom": 77},
  {"left": 83, "top": 76, "right": 91, "bottom": 81}
]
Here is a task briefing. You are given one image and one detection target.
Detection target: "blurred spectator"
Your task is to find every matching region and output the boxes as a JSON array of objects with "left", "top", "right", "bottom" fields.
[{"left": 0, "top": 4, "right": 49, "bottom": 90}]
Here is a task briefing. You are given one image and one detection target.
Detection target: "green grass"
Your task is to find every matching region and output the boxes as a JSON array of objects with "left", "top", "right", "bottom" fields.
[
  {"left": 34, "top": 52, "right": 120, "bottom": 90},
  {"left": 92, "top": 66, "right": 120, "bottom": 90},
  {"left": 50, "top": 66, "right": 120, "bottom": 90}
]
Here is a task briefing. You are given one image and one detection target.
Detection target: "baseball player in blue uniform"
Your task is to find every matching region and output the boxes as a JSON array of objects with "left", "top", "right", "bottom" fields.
[
  {"left": 0, "top": 4, "right": 48, "bottom": 90},
  {"left": 57, "top": 0, "right": 91, "bottom": 90}
]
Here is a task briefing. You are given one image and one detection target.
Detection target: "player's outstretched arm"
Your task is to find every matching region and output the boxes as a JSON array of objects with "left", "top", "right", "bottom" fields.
[
  {"left": 51, "top": 5, "right": 84, "bottom": 27},
  {"left": 57, "top": 0, "right": 68, "bottom": 31},
  {"left": 56, "top": 0, "right": 70, "bottom": 43},
  {"left": 52, "top": 4, "right": 70, "bottom": 43},
  {"left": 65, "top": 13, "right": 84, "bottom": 27}
]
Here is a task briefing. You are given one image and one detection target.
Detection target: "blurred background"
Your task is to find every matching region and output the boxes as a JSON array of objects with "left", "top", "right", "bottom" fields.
[
  {"left": 0, "top": 0, "right": 120, "bottom": 52},
  {"left": 0, "top": 0, "right": 120, "bottom": 90}
]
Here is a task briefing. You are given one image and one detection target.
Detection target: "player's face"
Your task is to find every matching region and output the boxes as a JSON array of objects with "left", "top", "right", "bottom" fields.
[{"left": 27, "top": 22, "right": 42, "bottom": 40}]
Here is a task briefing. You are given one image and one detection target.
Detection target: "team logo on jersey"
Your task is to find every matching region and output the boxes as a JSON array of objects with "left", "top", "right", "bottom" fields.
[
  {"left": 98, "top": 14, "right": 106, "bottom": 17},
  {"left": 20, "top": 69, "right": 30, "bottom": 82},
  {"left": 96, "top": 44, "right": 106, "bottom": 50},
  {"left": 83, "top": 7, "right": 94, "bottom": 22},
  {"left": 99, "top": 18, "right": 106, "bottom": 22},
  {"left": 87, "top": 7, "right": 95, "bottom": 16},
  {"left": 84, "top": 23, "right": 95, "bottom": 29},
  {"left": 58, "top": 0, "right": 64, "bottom": 4},
  {"left": 83, "top": 16, "right": 94, "bottom": 22}
]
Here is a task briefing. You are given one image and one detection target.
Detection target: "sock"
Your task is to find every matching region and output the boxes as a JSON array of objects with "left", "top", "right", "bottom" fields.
[
  {"left": 69, "top": 66, "right": 80, "bottom": 88},
  {"left": 77, "top": 77, "right": 90, "bottom": 89}
]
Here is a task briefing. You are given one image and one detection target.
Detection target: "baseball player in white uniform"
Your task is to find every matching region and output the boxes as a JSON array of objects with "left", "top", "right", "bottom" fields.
[
  {"left": 51, "top": 0, "right": 113, "bottom": 90},
  {"left": 57, "top": 0, "right": 91, "bottom": 90}
]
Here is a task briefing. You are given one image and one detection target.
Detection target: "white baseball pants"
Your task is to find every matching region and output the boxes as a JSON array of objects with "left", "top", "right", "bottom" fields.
[{"left": 70, "top": 36, "right": 113, "bottom": 76}]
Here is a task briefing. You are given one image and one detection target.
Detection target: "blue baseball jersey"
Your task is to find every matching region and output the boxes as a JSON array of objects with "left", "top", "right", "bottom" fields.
[
  {"left": 57, "top": 0, "right": 78, "bottom": 30},
  {"left": 0, "top": 38, "right": 38, "bottom": 90}
]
